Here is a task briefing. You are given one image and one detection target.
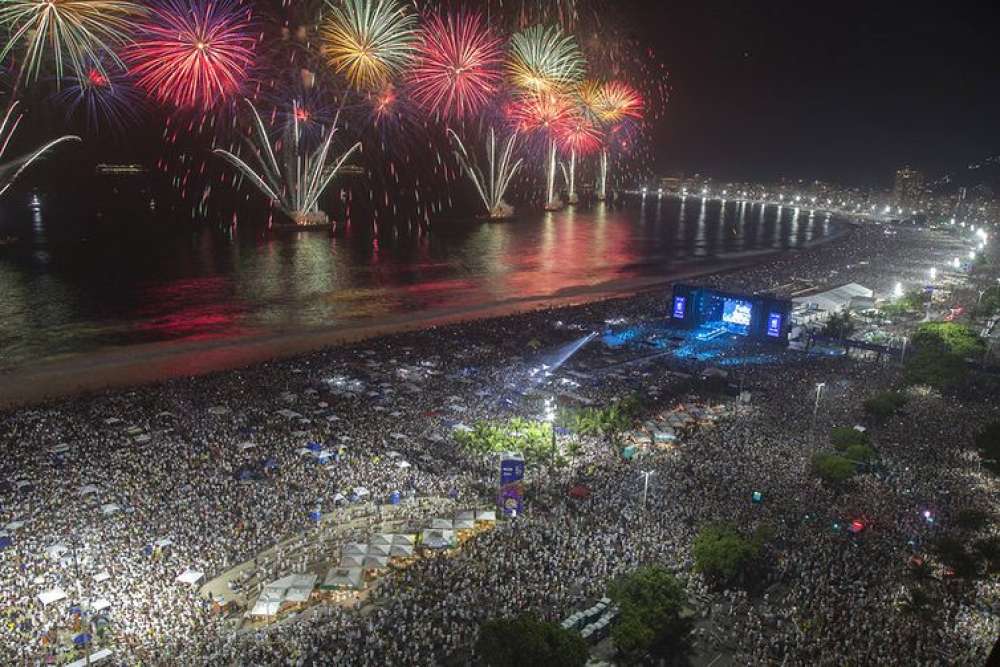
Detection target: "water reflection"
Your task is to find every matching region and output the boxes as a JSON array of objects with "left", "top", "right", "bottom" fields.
[{"left": 0, "top": 198, "right": 844, "bottom": 369}]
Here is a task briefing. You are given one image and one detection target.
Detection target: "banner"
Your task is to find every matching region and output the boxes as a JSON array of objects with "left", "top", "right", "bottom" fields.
[{"left": 498, "top": 455, "right": 525, "bottom": 516}]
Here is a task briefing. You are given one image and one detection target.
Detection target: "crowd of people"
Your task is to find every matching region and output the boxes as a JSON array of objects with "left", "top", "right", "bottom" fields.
[{"left": 1, "top": 221, "right": 996, "bottom": 665}]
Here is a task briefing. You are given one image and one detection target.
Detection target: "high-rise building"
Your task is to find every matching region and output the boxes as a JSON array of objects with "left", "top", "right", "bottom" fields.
[{"left": 893, "top": 167, "right": 924, "bottom": 207}]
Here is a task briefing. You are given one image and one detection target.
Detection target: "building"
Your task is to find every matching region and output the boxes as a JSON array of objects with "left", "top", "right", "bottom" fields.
[{"left": 893, "top": 167, "right": 924, "bottom": 208}]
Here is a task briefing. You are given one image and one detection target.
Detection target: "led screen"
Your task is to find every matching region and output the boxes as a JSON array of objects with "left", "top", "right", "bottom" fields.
[
  {"left": 672, "top": 296, "right": 687, "bottom": 319},
  {"left": 722, "top": 298, "right": 752, "bottom": 327},
  {"left": 767, "top": 313, "right": 783, "bottom": 337}
]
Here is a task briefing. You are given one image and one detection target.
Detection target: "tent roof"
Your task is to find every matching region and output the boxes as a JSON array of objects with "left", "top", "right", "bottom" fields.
[
  {"left": 175, "top": 569, "right": 204, "bottom": 585},
  {"left": 792, "top": 283, "right": 874, "bottom": 313},
  {"left": 322, "top": 567, "right": 363, "bottom": 590},
  {"left": 38, "top": 587, "right": 67, "bottom": 606}
]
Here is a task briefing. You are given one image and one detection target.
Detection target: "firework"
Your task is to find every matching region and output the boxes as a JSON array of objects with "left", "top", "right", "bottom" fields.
[
  {"left": 214, "top": 98, "right": 362, "bottom": 224},
  {"left": 448, "top": 127, "right": 523, "bottom": 219},
  {"left": 557, "top": 111, "right": 600, "bottom": 203},
  {"left": 54, "top": 63, "right": 144, "bottom": 134},
  {"left": 507, "top": 25, "right": 584, "bottom": 94},
  {"left": 0, "top": 101, "right": 80, "bottom": 196},
  {"left": 593, "top": 80, "right": 642, "bottom": 200},
  {"left": 407, "top": 11, "right": 504, "bottom": 120},
  {"left": 320, "top": 0, "right": 417, "bottom": 91},
  {"left": 507, "top": 91, "right": 573, "bottom": 208},
  {"left": 125, "top": 0, "right": 257, "bottom": 111},
  {"left": 0, "top": 0, "right": 143, "bottom": 85},
  {"left": 596, "top": 80, "right": 643, "bottom": 123}
]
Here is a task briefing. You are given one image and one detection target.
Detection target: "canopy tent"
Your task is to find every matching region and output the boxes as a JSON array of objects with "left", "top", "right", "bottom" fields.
[
  {"left": 367, "top": 544, "right": 390, "bottom": 557},
  {"left": 44, "top": 543, "right": 69, "bottom": 560},
  {"left": 792, "top": 283, "right": 874, "bottom": 315},
  {"left": 321, "top": 567, "right": 363, "bottom": 590},
  {"left": 392, "top": 534, "right": 416, "bottom": 545},
  {"left": 100, "top": 503, "right": 121, "bottom": 516},
  {"left": 389, "top": 544, "right": 415, "bottom": 558},
  {"left": 4, "top": 520, "right": 25, "bottom": 531},
  {"left": 87, "top": 598, "right": 112, "bottom": 612},
  {"left": 79, "top": 484, "right": 99, "bottom": 496},
  {"left": 454, "top": 519, "right": 475, "bottom": 531},
  {"left": 395, "top": 460, "right": 411, "bottom": 469},
  {"left": 456, "top": 510, "right": 475, "bottom": 522},
  {"left": 475, "top": 510, "right": 497, "bottom": 523},
  {"left": 67, "top": 649, "right": 113, "bottom": 667},
  {"left": 339, "top": 555, "right": 364, "bottom": 569},
  {"left": 370, "top": 534, "right": 393, "bottom": 546},
  {"left": 420, "top": 529, "right": 456, "bottom": 550},
  {"left": 342, "top": 543, "right": 367, "bottom": 556},
  {"left": 362, "top": 555, "right": 389, "bottom": 570},
  {"left": 430, "top": 518, "right": 453, "bottom": 530},
  {"left": 175, "top": 569, "right": 205, "bottom": 585},
  {"left": 250, "top": 574, "right": 317, "bottom": 616},
  {"left": 38, "top": 587, "right": 67, "bottom": 606}
]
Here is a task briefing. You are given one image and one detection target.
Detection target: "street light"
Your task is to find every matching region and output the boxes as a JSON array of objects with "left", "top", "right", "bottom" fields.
[
  {"left": 811, "top": 382, "right": 826, "bottom": 439},
  {"left": 640, "top": 470, "right": 653, "bottom": 509}
]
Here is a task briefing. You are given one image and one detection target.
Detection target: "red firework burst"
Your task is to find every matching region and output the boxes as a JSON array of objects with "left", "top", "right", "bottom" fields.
[
  {"left": 558, "top": 112, "right": 602, "bottom": 155},
  {"left": 506, "top": 92, "right": 574, "bottom": 136},
  {"left": 406, "top": 11, "right": 504, "bottom": 120},
  {"left": 125, "top": 0, "right": 256, "bottom": 111}
]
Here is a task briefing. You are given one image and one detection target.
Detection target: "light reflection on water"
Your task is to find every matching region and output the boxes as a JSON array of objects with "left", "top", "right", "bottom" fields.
[{"left": 0, "top": 197, "right": 840, "bottom": 369}]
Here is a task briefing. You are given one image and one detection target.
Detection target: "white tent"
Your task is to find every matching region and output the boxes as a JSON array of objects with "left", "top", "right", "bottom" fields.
[
  {"left": 322, "top": 567, "right": 363, "bottom": 590},
  {"left": 38, "top": 587, "right": 67, "bottom": 606},
  {"left": 362, "top": 555, "right": 389, "bottom": 570},
  {"left": 250, "top": 574, "right": 317, "bottom": 616},
  {"left": 367, "top": 544, "right": 391, "bottom": 557},
  {"left": 456, "top": 510, "right": 475, "bottom": 522},
  {"left": 4, "top": 520, "right": 25, "bottom": 531},
  {"left": 67, "top": 649, "right": 113, "bottom": 667},
  {"left": 475, "top": 510, "right": 497, "bottom": 523},
  {"left": 370, "top": 534, "right": 393, "bottom": 546},
  {"left": 44, "top": 543, "right": 68, "bottom": 560},
  {"left": 79, "top": 484, "right": 99, "bottom": 497},
  {"left": 392, "top": 534, "right": 416, "bottom": 545},
  {"left": 389, "top": 544, "right": 415, "bottom": 558},
  {"left": 175, "top": 569, "right": 205, "bottom": 585},
  {"left": 100, "top": 503, "right": 121, "bottom": 516},
  {"left": 792, "top": 283, "right": 874, "bottom": 315},
  {"left": 420, "top": 529, "right": 456, "bottom": 549},
  {"left": 285, "top": 574, "right": 317, "bottom": 603},
  {"left": 238, "top": 442, "right": 256, "bottom": 451},
  {"left": 339, "top": 555, "right": 364, "bottom": 569},
  {"left": 342, "top": 543, "right": 367, "bottom": 556},
  {"left": 352, "top": 487, "right": 370, "bottom": 499},
  {"left": 395, "top": 460, "right": 411, "bottom": 469},
  {"left": 454, "top": 519, "right": 475, "bottom": 531},
  {"left": 93, "top": 571, "right": 111, "bottom": 583},
  {"left": 430, "top": 518, "right": 453, "bottom": 530},
  {"left": 154, "top": 538, "right": 173, "bottom": 549},
  {"left": 88, "top": 598, "right": 112, "bottom": 612}
]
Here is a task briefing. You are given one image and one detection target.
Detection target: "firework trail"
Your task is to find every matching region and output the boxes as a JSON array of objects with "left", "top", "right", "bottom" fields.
[
  {"left": 448, "top": 127, "right": 523, "bottom": 218},
  {"left": 214, "top": 98, "right": 361, "bottom": 225},
  {"left": 0, "top": 101, "right": 81, "bottom": 196}
]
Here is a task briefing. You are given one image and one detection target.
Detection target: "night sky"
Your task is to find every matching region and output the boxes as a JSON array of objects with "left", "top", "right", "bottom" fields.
[{"left": 637, "top": 0, "right": 1000, "bottom": 187}]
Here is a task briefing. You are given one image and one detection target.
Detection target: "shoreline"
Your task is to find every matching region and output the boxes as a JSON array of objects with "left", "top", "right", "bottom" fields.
[{"left": 0, "top": 228, "right": 850, "bottom": 410}]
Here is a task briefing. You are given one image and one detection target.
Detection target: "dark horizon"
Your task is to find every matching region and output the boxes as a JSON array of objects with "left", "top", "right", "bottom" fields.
[{"left": 640, "top": 0, "right": 1000, "bottom": 188}]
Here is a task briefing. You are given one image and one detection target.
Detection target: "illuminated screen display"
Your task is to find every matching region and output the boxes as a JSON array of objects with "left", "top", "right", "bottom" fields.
[
  {"left": 722, "top": 298, "right": 753, "bottom": 327},
  {"left": 767, "top": 313, "right": 783, "bottom": 337},
  {"left": 672, "top": 296, "right": 687, "bottom": 319}
]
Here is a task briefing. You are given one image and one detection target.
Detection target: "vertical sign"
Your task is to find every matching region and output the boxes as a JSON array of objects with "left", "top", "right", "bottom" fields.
[
  {"left": 498, "top": 455, "right": 525, "bottom": 516},
  {"left": 767, "top": 313, "right": 783, "bottom": 338},
  {"left": 672, "top": 295, "right": 687, "bottom": 320}
]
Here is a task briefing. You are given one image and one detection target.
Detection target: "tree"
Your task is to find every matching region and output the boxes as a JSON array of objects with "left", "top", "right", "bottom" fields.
[
  {"left": 905, "top": 322, "right": 985, "bottom": 390},
  {"left": 897, "top": 587, "right": 936, "bottom": 621},
  {"left": 475, "top": 614, "right": 588, "bottom": 667},
  {"left": 822, "top": 310, "right": 856, "bottom": 340},
  {"left": 692, "top": 523, "right": 762, "bottom": 587},
  {"left": 811, "top": 452, "right": 856, "bottom": 485},
  {"left": 974, "top": 422, "right": 1000, "bottom": 475},
  {"left": 609, "top": 566, "right": 692, "bottom": 663},
  {"left": 830, "top": 426, "right": 869, "bottom": 451},
  {"left": 863, "top": 391, "right": 909, "bottom": 422},
  {"left": 843, "top": 443, "right": 876, "bottom": 464}
]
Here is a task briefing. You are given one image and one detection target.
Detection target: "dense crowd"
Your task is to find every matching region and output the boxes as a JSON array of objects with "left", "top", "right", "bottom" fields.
[{"left": 1, "top": 222, "right": 996, "bottom": 665}]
